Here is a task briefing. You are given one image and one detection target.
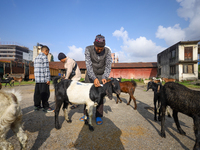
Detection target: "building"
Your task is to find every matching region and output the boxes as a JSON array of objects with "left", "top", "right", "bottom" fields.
[
  {"left": 111, "top": 53, "right": 119, "bottom": 63},
  {"left": 0, "top": 45, "right": 32, "bottom": 61},
  {"left": 33, "top": 43, "right": 53, "bottom": 62},
  {"left": 157, "top": 40, "right": 200, "bottom": 81}
]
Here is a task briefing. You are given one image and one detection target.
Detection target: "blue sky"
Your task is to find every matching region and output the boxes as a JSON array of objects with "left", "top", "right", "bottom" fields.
[{"left": 0, "top": 0, "right": 200, "bottom": 62}]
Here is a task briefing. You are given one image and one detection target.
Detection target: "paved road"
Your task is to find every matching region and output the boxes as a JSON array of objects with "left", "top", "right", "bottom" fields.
[{"left": 4, "top": 83, "right": 195, "bottom": 150}]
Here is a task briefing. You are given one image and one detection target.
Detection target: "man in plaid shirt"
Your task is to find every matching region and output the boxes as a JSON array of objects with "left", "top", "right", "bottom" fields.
[{"left": 33, "top": 45, "right": 54, "bottom": 112}]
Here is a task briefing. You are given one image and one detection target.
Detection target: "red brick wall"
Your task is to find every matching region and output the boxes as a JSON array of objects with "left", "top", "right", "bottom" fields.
[{"left": 109, "top": 68, "right": 157, "bottom": 79}]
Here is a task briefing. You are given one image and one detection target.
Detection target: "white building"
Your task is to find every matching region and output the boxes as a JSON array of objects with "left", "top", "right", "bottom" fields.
[{"left": 157, "top": 40, "right": 200, "bottom": 81}]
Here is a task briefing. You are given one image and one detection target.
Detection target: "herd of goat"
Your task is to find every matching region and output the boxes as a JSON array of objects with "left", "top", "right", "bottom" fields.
[{"left": 0, "top": 76, "right": 199, "bottom": 150}]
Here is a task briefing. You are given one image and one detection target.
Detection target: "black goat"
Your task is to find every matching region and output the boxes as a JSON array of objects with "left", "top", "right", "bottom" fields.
[
  {"left": 160, "top": 82, "right": 200, "bottom": 150},
  {"left": 0, "top": 77, "right": 14, "bottom": 87},
  {"left": 147, "top": 81, "right": 163, "bottom": 121},
  {"left": 53, "top": 77, "right": 121, "bottom": 131}
]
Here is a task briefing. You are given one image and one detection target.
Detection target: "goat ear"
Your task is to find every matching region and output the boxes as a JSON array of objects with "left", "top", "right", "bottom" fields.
[
  {"left": 106, "top": 86, "right": 113, "bottom": 100},
  {"left": 112, "top": 82, "right": 115, "bottom": 87}
]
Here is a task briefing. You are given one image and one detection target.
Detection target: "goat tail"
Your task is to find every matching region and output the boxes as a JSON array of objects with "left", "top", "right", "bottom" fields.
[
  {"left": 53, "top": 76, "right": 62, "bottom": 88},
  {"left": 131, "top": 80, "right": 137, "bottom": 87},
  {"left": 5, "top": 89, "right": 22, "bottom": 103}
]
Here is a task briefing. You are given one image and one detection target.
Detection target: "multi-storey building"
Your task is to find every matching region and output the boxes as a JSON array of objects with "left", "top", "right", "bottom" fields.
[
  {"left": 0, "top": 45, "right": 33, "bottom": 61},
  {"left": 157, "top": 40, "right": 200, "bottom": 81},
  {"left": 33, "top": 43, "right": 53, "bottom": 62}
]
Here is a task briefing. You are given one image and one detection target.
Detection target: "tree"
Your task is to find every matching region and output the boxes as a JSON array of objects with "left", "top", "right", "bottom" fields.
[{"left": 51, "top": 55, "right": 54, "bottom": 62}]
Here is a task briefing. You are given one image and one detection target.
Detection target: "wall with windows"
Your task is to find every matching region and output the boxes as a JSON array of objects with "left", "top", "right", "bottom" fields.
[
  {"left": 179, "top": 64, "right": 198, "bottom": 81},
  {"left": 157, "top": 41, "right": 199, "bottom": 81}
]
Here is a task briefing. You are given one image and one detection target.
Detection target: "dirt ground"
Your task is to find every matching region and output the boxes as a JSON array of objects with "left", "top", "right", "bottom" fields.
[{"left": 2, "top": 83, "right": 196, "bottom": 150}]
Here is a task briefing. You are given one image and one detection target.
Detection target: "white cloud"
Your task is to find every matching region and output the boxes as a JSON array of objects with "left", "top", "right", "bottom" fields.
[
  {"left": 113, "top": 27, "right": 165, "bottom": 62},
  {"left": 156, "top": 0, "right": 200, "bottom": 45},
  {"left": 67, "top": 45, "right": 84, "bottom": 61},
  {"left": 156, "top": 24, "right": 185, "bottom": 46}
]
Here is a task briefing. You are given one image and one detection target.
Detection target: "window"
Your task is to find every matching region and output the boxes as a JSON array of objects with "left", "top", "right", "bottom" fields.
[
  {"left": 183, "top": 64, "right": 193, "bottom": 73},
  {"left": 184, "top": 47, "right": 193, "bottom": 60},
  {"left": 158, "top": 68, "right": 161, "bottom": 76},
  {"left": 170, "top": 65, "right": 176, "bottom": 75},
  {"left": 171, "top": 50, "right": 176, "bottom": 58}
]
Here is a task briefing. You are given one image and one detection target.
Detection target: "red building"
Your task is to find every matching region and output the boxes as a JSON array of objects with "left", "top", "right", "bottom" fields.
[
  {"left": 109, "top": 62, "right": 157, "bottom": 79},
  {"left": 49, "top": 61, "right": 157, "bottom": 79}
]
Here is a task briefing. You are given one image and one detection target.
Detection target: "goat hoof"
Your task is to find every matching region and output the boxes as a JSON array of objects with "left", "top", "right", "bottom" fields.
[
  {"left": 85, "top": 120, "right": 88, "bottom": 125},
  {"left": 154, "top": 118, "right": 157, "bottom": 121},
  {"left": 67, "top": 119, "right": 72, "bottom": 123},
  {"left": 127, "top": 103, "right": 130, "bottom": 105},
  {"left": 161, "top": 132, "right": 166, "bottom": 138},
  {"left": 89, "top": 125, "right": 94, "bottom": 131},
  {"left": 55, "top": 124, "right": 61, "bottom": 130},
  {"left": 179, "top": 129, "right": 186, "bottom": 135},
  {"left": 158, "top": 117, "right": 161, "bottom": 121}
]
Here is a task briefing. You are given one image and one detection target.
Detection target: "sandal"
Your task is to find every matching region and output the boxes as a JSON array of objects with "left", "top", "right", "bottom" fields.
[
  {"left": 79, "top": 115, "right": 88, "bottom": 121},
  {"left": 70, "top": 105, "right": 79, "bottom": 109},
  {"left": 96, "top": 117, "right": 103, "bottom": 125}
]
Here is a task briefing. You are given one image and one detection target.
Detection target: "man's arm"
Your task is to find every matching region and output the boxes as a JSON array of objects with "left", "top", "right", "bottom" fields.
[
  {"left": 43, "top": 56, "right": 50, "bottom": 82},
  {"left": 85, "top": 48, "right": 97, "bottom": 81},
  {"left": 65, "top": 58, "right": 74, "bottom": 79}
]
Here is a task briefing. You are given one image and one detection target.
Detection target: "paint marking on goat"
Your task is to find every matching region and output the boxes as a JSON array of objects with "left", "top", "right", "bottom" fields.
[{"left": 67, "top": 80, "right": 94, "bottom": 105}]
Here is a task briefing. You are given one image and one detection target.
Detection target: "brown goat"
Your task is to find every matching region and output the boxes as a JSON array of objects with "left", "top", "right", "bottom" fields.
[
  {"left": 108, "top": 79, "right": 137, "bottom": 109},
  {"left": 13, "top": 77, "right": 23, "bottom": 86},
  {"left": 153, "top": 79, "right": 161, "bottom": 84},
  {"left": 162, "top": 78, "right": 176, "bottom": 83}
]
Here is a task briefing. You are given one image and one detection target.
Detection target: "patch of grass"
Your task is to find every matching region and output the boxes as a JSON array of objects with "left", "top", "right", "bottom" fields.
[{"left": 1, "top": 80, "right": 36, "bottom": 87}]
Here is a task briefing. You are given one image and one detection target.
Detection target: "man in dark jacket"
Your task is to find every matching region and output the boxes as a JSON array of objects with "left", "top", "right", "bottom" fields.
[{"left": 80, "top": 34, "right": 112, "bottom": 125}]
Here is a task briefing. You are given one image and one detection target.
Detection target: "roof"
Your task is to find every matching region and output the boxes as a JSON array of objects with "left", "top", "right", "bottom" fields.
[
  {"left": 158, "top": 40, "right": 200, "bottom": 55},
  {"left": 49, "top": 61, "right": 86, "bottom": 69},
  {"left": 0, "top": 59, "right": 12, "bottom": 63},
  {"left": 111, "top": 62, "right": 157, "bottom": 68},
  {"left": 49, "top": 61, "right": 157, "bottom": 70}
]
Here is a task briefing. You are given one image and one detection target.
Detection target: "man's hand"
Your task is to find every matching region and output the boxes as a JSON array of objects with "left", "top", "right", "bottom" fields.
[
  {"left": 102, "top": 79, "right": 107, "bottom": 84},
  {"left": 46, "top": 81, "right": 50, "bottom": 85},
  {"left": 94, "top": 78, "right": 101, "bottom": 87}
]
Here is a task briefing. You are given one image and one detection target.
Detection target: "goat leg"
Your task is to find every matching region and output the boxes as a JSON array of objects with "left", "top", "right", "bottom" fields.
[
  {"left": 161, "top": 105, "right": 166, "bottom": 138},
  {"left": 154, "top": 98, "right": 158, "bottom": 121},
  {"left": 116, "top": 94, "right": 122, "bottom": 104},
  {"left": 167, "top": 107, "right": 172, "bottom": 118},
  {"left": 63, "top": 102, "right": 71, "bottom": 123},
  {"left": 173, "top": 110, "right": 186, "bottom": 135},
  {"left": 55, "top": 99, "right": 63, "bottom": 129},
  {"left": 11, "top": 116, "right": 27, "bottom": 150},
  {"left": 87, "top": 104, "right": 94, "bottom": 131},
  {"left": 193, "top": 115, "right": 200, "bottom": 150},
  {"left": 0, "top": 140, "right": 14, "bottom": 150}
]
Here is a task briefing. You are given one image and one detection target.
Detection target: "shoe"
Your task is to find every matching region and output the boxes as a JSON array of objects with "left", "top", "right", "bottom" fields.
[
  {"left": 34, "top": 106, "right": 42, "bottom": 111},
  {"left": 43, "top": 107, "right": 54, "bottom": 113},
  {"left": 70, "top": 105, "right": 79, "bottom": 109},
  {"left": 96, "top": 117, "right": 103, "bottom": 125},
  {"left": 79, "top": 115, "right": 88, "bottom": 121}
]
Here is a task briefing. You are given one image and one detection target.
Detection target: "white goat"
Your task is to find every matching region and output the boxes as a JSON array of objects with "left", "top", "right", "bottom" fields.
[
  {"left": 143, "top": 78, "right": 151, "bottom": 85},
  {"left": 0, "top": 90, "right": 27, "bottom": 150},
  {"left": 152, "top": 77, "right": 162, "bottom": 83},
  {"left": 53, "top": 77, "right": 121, "bottom": 131}
]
